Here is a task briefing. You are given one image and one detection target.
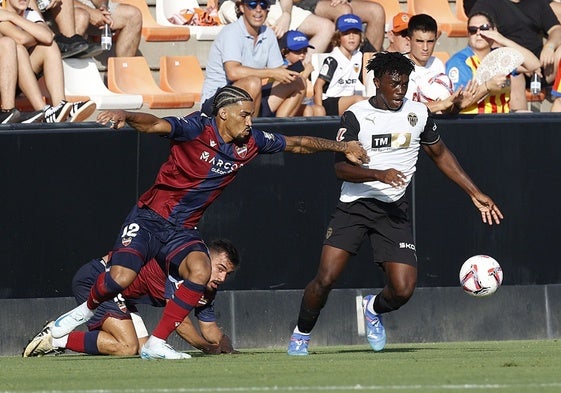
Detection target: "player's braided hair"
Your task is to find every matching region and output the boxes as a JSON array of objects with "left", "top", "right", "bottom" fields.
[
  {"left": 212, "top": 85, "right": 253, "bottom": 115},
  {"left": 366, "top": 51, "right": 415, "bottom": 79}
]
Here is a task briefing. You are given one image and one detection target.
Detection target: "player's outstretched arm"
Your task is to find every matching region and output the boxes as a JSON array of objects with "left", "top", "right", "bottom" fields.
[
  {"left": 422, "top": 140, "right": 503, "bottom": 225},
  {"left": 175, "top": 316, "right": 221, "bottom": 354},
  {"left": 283, "top": 136, "right": 369, "bottom": 165},
  {"left": 97, "top": 110, "right": 172, "bottom": 134}
]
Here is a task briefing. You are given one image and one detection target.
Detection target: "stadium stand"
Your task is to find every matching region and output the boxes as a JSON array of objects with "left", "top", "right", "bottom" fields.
[
  {"left": 107, "top": 56, "right": 195, "bottom": 108},
  {"left": 374, "top": 0, "right": 403, "bottom": 31},
  {"left": 63, "top": 58, "right": 143, "bottom": 110},
  {"left": 455, "top": 0, "right": 468, "bottom": 22},
  {"left": 114, "top": 0, "right": 191, "bottom": 42},
  {"left": 159, "top": 55, "right": 205, "bottom": 101},
  {"left": 407, "top": 0, "right": 468, "bottom": 37},
  {"left": 155, "top": 0, "right": 224, "bottom": 41}
]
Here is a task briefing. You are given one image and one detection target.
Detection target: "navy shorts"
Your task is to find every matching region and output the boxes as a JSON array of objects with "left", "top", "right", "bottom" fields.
[
  {"left": 323, "top": 197, "right": 417, "bottom": 267},
  {"left": 110, "top": 205, "right": 209, "bottom": 280},
  {"left": 72, "top": 258, "right": 135, "bottom": 331}
]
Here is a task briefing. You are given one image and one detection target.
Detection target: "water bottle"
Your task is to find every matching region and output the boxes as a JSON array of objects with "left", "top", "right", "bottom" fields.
[
  {"left": 101, "top": 24, "right": 112, "bottom": 51},
  {"left": 530, "top": 72, "right": 541, "bottom": 95}
]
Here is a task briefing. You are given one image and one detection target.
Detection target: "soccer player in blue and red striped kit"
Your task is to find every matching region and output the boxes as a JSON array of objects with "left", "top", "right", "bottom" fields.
[{"left": 50, "top": 85, "right": 369, "bottom": 359}]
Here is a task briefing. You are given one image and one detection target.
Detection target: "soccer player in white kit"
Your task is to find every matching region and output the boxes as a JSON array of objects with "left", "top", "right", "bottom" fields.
[{"left": 287, "top": 51, "right": 504, "bottom": 356}]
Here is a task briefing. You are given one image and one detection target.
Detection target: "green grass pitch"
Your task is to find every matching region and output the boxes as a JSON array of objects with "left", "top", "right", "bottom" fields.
[{"left": 1, "top": 340, "right": 560, "bottom": 393}]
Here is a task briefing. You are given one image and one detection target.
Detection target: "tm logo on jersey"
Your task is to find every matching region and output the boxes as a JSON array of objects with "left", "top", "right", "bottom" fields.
[
  {"left": 200, "top": 150, "right": 244, "bottom": 175},
  {"left": 372, "top": 133, "right": 412, "bottom": 150}
]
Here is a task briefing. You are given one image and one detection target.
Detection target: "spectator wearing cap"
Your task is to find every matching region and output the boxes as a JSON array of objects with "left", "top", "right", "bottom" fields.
[
  {"left": 279, "top": 30, "right": 316, "bottom": 116},
  {"left": 312, "top": 13, "right": 366, "bottom": 116},
  {"left": 386, "top": 12, "right": 411, "bottom": 54},
  {"left": 201, "top": 0, "right": 307, "bottom": 117}
]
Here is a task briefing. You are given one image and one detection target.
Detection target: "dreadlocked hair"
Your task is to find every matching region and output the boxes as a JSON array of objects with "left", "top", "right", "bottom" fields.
[
  {"left": 212, "top": 85, "right": 253, "bottom": 115},
  {"left": 366, "top": 51, "right": 415, "bottom": 79}
]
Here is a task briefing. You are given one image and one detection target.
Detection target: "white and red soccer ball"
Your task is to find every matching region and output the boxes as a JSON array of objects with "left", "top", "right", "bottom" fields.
[
  {"left": 459, "top": 255, "right": 503, "bottom": 297},
  {"left": 416, "top": 73, "right": 454, "bottom": 102}
]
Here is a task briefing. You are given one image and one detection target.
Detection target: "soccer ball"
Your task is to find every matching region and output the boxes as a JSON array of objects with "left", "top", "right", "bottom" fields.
[
  {"left": 459, "top": 255, "right": 503, "bottom": 297},
  {"left": 416, "top": 73, "right": 454, "bottom": 102}
]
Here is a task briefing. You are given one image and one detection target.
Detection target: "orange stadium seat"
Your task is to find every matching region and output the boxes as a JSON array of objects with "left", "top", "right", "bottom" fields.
[
  {"left": 455, "top": 0, "right": 469, "bottom": 22},
  {"left": 108, "top": 56, "right": 195, "bottom": 109},
  {"left": 159, "top": 56, "right": 204, "bottom": 101},
  {"left": 433, "top": 51, "right": 451, "bottom": 64},
  {"left": 407, "top": 0, "right": 468, "bottom": 37},
  {"left": 113, "top": 0, "right": 190, "bottom": 42},
  {"left": 63, "top": 58, "right": 143, "bottom": 110},
  {"left": 374, "top": 0, "right": 404, "bottom": 31}
]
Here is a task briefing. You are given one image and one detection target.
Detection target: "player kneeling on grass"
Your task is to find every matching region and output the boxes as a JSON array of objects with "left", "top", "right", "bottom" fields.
[
  {"left": 287, "top": 51, "right": 504, "bottom": 356},
  {"left": 23, "top": 239, "right": 239, "bottom": 357}
]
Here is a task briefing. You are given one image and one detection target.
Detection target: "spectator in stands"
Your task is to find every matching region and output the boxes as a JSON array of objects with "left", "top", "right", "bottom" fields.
[
  {"left": 313, "top": 0, "right": 386, "bottom": 53},
  {"left": 201, "top": 0, "right": 307, "bottom": 117},
  {"left": 470, "top": 0, "right": 561, "bottom": 112},
  {"left": 406, "top": 13, "right": 477, "bottom": 114},
  {"left": 73, "top": 0, "right": 142, "bottom": 57},
  {"left": 215, "top": 0, "right": 335, "bottom": 59},
  {"left": 312, "top": 14, "right": 365, "bottom": 116},
  {"left": 279, "top": 30, "right": 315, "bottom": 116},
  {"left": 386, "top": 12, "right": 411, "bottom": 54},
  {"left": 446, "top": 12, "right": 540, "bottom": 114},
  {"left": 0, "top": 35, "right": 44, "bottom": 123},
  {"left": 31, "top": 0, "right": 91, "bottom": 58},
  {"left": 0, "top": 0, "right": 96, "bottom": 122}
]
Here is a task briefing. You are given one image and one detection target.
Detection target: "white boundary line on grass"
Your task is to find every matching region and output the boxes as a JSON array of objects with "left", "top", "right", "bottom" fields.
[{"left": 5, "top": 383, "right": 561, "bottom": 392}]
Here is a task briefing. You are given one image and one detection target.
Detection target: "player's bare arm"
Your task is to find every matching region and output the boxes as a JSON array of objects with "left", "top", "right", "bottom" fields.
[
  {"left": 283, "top": 136, "right": 369, "bottom": 165},
  {"left": 175, "top": 317, "right": 221, "bottom": 354},
  {"left": 334, "top": 161, "right": 406, "bottom": 187},
  {"left": 97, "top": 110, "right": 172, "bottom": 134},
  {"left": 422, "top": 140, "right": 503, "bottom": 225}
]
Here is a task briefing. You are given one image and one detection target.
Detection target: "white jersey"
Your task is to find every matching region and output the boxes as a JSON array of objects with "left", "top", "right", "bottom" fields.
[
  {"left": 318, "top": 47, "right": 365, "bottom": 99},
  {"left": 337, "top": 98, "right": 439, "bottom": 203},
  {"left": 405, "top": 56, "right": 447, "bottom": 102}
]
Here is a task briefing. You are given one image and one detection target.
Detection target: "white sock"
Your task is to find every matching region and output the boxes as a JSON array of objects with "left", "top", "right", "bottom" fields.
[
  {"left": 293, "top": 327, "right": 310, "bottom": 336},
  {"left": 78, "top": 301, "right": 95, "bottom": 318},
  {"left": 145, "top": 335, "right": 164, "bottom": 348},
  {"left": 52, "top": 334, "right": 68, "bottom": 348},
  {"left": 367, "top": 295, "right": 378, "bottom": 315}
]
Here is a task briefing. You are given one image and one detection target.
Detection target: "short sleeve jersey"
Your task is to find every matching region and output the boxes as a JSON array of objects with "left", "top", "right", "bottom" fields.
[
  {"left": 318, "top": 47, "right": 365, "bottom": 99},
  {"left": 201, "top": 17, "right": 284, "bottom": 103},
  {"left": 405, "top": 56, "right": 447, "bottom": 102},
  {"left": 337, "top": 98, "right": 439, "bottom": 203},
  {"left": 446, "top": 47, "right": 509, "bottom": 113},
  {"left": 470, "top": 0, "right": 558, "bottom": 58},
  {"left": 137, "top": 112, "right": 286, "bottom": 228}
]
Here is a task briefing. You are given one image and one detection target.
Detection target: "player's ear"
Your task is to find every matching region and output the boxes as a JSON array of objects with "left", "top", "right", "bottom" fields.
[{"left": 218, "top": 108, "right": 228, "bottom": 120}]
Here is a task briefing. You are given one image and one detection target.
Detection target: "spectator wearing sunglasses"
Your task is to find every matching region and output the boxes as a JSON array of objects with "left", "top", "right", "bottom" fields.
[
  {"left": 201, "top": 0, "right": 307, "bottom": 117},
  {"left": 446, "top": 12, "right": 540, "bottom": 114},
  {"left": 470, "top": 0, "right": 561, "bottom": 112},
  {"left": 213, "top": 0, "right": 335, "bottom": 60}
]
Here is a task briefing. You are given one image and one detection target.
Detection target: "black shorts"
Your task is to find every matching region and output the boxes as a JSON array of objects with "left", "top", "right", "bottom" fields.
[
  {"left": 322, "top": 97, "right": 341, "bottom": 116},
  {"left": 323, "top": 197, "right": 417, "bottom": 267}
]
